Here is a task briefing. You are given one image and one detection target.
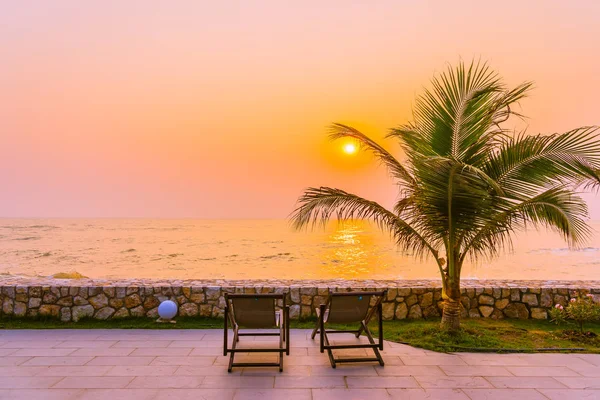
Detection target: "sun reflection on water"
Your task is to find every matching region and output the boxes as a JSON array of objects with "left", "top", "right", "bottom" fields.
[{"left": 320, "top": 220, "right": 387, "bottom": 278}]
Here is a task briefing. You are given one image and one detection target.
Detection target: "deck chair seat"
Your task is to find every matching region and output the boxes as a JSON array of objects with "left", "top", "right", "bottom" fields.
[
  {"left": 224, "top": 293, "right": 289, "bottom": 372},
  {"left": 311, "top": 290, "right": 387, "bottom": 368}
]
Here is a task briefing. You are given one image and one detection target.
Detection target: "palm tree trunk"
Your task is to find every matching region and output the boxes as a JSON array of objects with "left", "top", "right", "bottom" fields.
[{"left": 440, "top": 269, "right": 461, "bottom": 331}]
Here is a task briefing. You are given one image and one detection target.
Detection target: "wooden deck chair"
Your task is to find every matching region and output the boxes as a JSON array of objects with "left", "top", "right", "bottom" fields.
[
  {"left": 224, "top": 293, "right": 290, "bottom": 372},
  {"left": 311, "top": 290, "right": 387, "bottom": 368}
]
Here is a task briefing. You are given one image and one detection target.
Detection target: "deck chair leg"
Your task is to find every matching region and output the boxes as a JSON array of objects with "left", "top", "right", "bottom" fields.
[
  {"left": 285, "top": 306, "right": 290, "bottom": 356},
  {"left": 322, "top": 330, "right": 336, "bottom": 368},
  {"left": 319, "top": 304, "right": 326, "bottom": 352},
  {"left": 361, "top": 321, "right": 384, "bottom": 366},
  {"left": 223, "top": 306, "right": 228, "bottom": 356},
  {"left": 228, "top": 327, "right": 239, "bottom": 373},
  {"left": 311, "top": 322, "right": 319, "bottom": 340}
]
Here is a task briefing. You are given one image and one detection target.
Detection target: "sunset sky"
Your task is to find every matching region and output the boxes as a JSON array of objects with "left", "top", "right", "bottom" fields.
[{"left": 1, "top": 1, "right": 599, "bottom": 218}]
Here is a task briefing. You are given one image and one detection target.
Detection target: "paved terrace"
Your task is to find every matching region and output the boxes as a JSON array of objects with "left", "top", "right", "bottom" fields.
[{"left": 0, "top": 329, "right": 598, "bottom": 399}]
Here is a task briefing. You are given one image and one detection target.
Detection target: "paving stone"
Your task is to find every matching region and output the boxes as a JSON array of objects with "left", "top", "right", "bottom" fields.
[
  {"left": 127, "top": 376, "right": 204, "bottom": 389},
  {"left": 486, "top": 376, "right": 567, "bottom": 389},
  {"left": 0, "top": 376, "right": 64, "bottom": 389},
  {"left": 312, "top": 389, "right": 391, "bottom": 400},
  {"left": 346, "top": 376, "right": 420, "bottom": 388},
  {"left": 539, "top": 389, "right": 600, "bottom": 400},
  {"left": 553, "top": 377, "right": 600, "bottom": 389},
  {"left": 233, "top": 388, "right": 311, "bottom": 400},
  {"left": 462, "top": 389, "right": 548, "bottom": 400},
  {"left": 0, "top": 389, "right": 84, "bottom": 400},
  {"left": 415, "top": 376, "right": 493, "bottom": 389},
  {"left": 387, "top": 389, "right": 469, "bottom": 399}
]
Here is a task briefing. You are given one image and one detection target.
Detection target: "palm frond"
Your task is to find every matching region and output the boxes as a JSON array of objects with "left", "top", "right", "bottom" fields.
[
  {"left": 462, "top": 187, "right": 591, "bottom": 264},
  {"left": 388, "top": 61, "right": 532, "bottom": 166},
  {"left": 486, "top": 126, "right": 600, "bottom": 197},
  {"left": 328, "top": 123, "right": 414, "bottom": 185},
  {"left": 290, "top": 187, "right": 438, "bottom": 260}
]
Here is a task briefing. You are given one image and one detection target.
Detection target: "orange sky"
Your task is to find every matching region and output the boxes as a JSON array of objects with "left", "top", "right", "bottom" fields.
[{"left": 1, "top": 1, "right": 599, "bottom": 218}]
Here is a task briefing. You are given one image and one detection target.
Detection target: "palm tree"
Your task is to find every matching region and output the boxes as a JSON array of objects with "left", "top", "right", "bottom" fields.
[{"left": 291, "top": 60, "right": 600, "bottom": 330}]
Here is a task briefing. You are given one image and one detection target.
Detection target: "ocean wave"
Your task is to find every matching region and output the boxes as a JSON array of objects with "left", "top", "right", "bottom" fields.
[
  {"left": 528, "top": 247, "right": 600, "bottom": 254},
  {"left": 13, "top": 236, "right": 40, "bottom": 241},
  {"left": 260, "top": 252, "right": 292, "bottom": 260}
]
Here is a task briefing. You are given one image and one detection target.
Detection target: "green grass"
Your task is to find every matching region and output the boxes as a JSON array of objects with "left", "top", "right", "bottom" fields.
[{"left": 1, "top": 316, "right": 599, "bottom": 353}]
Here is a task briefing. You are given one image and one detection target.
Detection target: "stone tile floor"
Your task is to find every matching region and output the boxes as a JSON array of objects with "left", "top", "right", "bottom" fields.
[{"left": 0, "top": 329, "right": 598, "bottom": 399}]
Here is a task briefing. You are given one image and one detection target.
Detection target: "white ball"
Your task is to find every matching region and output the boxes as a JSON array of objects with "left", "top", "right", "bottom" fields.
[{"left": 158, "top": 300, "right": 178, "bottom": 319}]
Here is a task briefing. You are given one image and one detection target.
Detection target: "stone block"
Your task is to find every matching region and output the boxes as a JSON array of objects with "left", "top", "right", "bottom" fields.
[
  {"left": 479, "top": 295, "right": 494, "bottom": 306},
  {"left": 15, "top": 293, "right": 28, "bottom": 302},
  {"left": 289, "top": 304, "right": 300, "bottom": 319},
  {"left": 205, "top": 287, "right": 220, "bottom": 300},
  {"left": 189, "top": 293, "right": 204, "bottom": 303},
  {"left": 28, "top": 297, "right": 42, "bottom": 308},
  {"left": 73, "top": 296, "right": 89, "bottom": 306},
  {"left": 115, "top": 287, "right": 127, "bottom": 298},
  {"left": 290, "top": 287, "right": 301, "bottom": 303},
  {"left": 503, "top": 303, "right": 529, "bottom": 319},
  {"left": 495, "top": 298, "right": 509, "bottom": 310},
  {"left": 199, "top": 304, "right": 212, "bottom": 317},
  {"left": 522, "top": 293, "right": 538, "bottom": 306},
  {"left": 39, "top": 304, "right": 60, "bottom": 318},
  {"left": 130, "top": 306, "right": 146, "bottom": 317},
  {"left": 386, "top": 289, "right": 397, "bottom": 301},
  {"left": 60, "top": 307, "right": 71, "bottom": 322},
  {"left": 56, "top": 297, "right": 73, "bottom": 306},
  {"left": 113, "top": 308, "right": 129, "bottom": 318},
  {"left": 510, "top": 288, "right": 521, "bottom": 301},
  {"left": 143, "top": 296, "right": 160, "bottom": 310},
  {"left": 2, "top": 286, "right": 17, "bottom": 298},
  {"left": 420, "top": 292, "right": 433, "bottom": 307},
  {"left": 179, "top": 303, "right": 198, "bottom": 317},
  {"left": 126, "top": 287, "right": 139, "bottom": 295},
  {"left": 301, "top": 306, "right": 312, "bottom": 318},
  {"left": 89, "top": 294, "right": 109, "bottom": 309},
  {"left": 13, "top": 301, "right": 26, "bottom": 317},
  {"left": 95, "top": 307, "right": 115, "bottom": 320},
  {"left": 553, "top": 294, "right": 567, "bottom": 307},
  {"left": 146, "top": 307, "right": 159, "bottom": 318},
  {"left": 540, "top": 290, "right": 553, "bottom": 307},
  {"left": 109, "top": 298, "right": 124, "bottom": 308},
  {"left": 479, "top": 306, "right": 494, "bottom": 317},
  {"left": 124, "top": 294, "right": 142, "bottom": 308},
  {"left": 382, "top": 303, "right": 395, "bottom": 320},
  {"left": 42, "top": 293, "right": 58, "bottom": 304},
  {"left": 72, "top": 305, "right": 94, "bottom": 322},
  {"left": 531, "top": 308, "right": 547, "bottom": 320},
  {"left": 408, "top": 304, "right": 422, "bottom": 319}
]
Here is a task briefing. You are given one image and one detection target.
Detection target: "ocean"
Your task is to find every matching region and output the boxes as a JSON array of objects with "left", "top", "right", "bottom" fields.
[{"left": 0, "top": 219, "right": 599, "bottom": 281}]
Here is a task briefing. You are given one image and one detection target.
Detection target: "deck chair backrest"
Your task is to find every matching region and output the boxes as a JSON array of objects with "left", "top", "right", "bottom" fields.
[
  {"left": 231, "top": 296, "right": 277, "bottom": 329},
  {"left": 327, "top": 293, "right": 372, "bottom": 324}
]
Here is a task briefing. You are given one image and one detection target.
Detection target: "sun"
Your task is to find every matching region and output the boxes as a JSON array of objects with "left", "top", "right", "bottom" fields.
[{"left": 343, "top": 143, "right": 357, "bottom": 154}]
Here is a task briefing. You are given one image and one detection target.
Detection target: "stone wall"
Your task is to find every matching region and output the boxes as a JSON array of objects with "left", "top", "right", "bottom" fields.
[{"left": 1, "top": 278, "right": 598, "bottom": 322}]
